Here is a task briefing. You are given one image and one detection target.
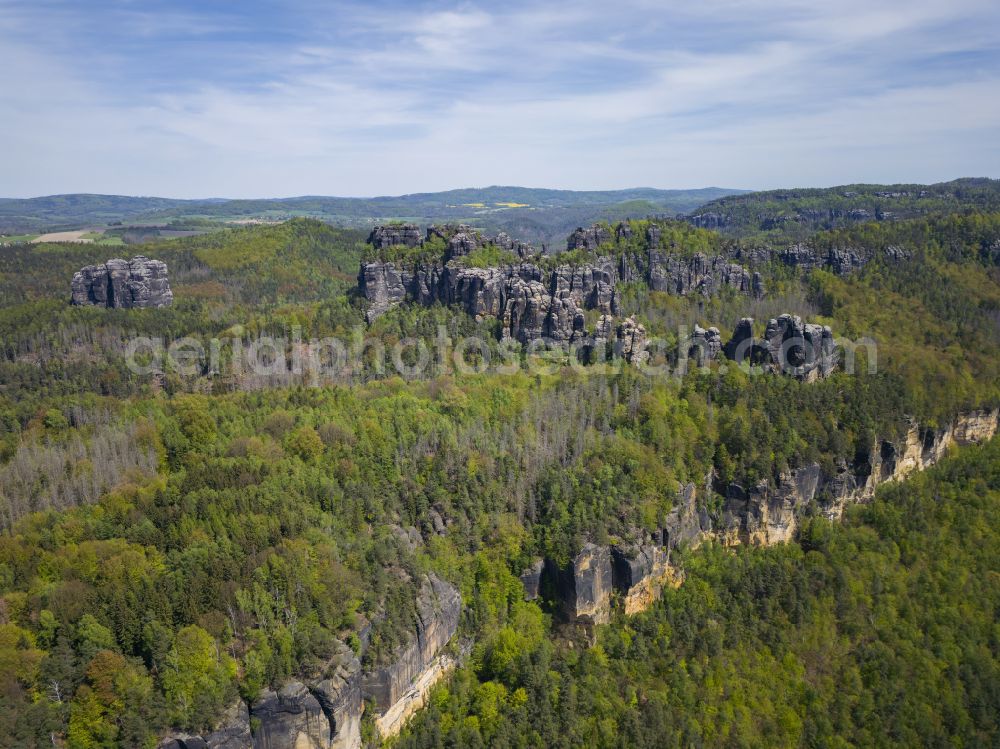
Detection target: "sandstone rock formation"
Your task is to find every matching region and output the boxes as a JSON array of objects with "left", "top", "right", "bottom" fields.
[
  {"left": 567, "top": 225, "right": 612, "bottom": 251},
  {"left": 71, "top": 257, "right": 173, "bottom": 308},
  {"left": 615, "top": 317, "right": 649, "bottom": 365},
  {"left": 685, "top": 325, "right": 723, "bottom": 366},
  {"left": 520, "top": 559, "right": 545, "bottom": 601},
  {"left": 251, "top": 682, "right": 329, "bottom": 749},
  {"left": 159, "top": 699, "right": 252, "bottom": 749},
  {"left": 358, "top": 220, "right": 907, "bottom": 346},
  {"left": 760, "top": 314, "right": 838, "bottom": 381},
  {"left": 551, "top": 543, "right": 613, "bottom": 625},
  {"left": 723, "top": 318, "right": 756, "bottom": 362},
  {"left": 368, "top": 224, "right": 422, "bottom": 250},
  {"left": 541, "top": 409, "right": 999, "bottom": 621},
  {"left": 362, "top": 574, "right": 461, "bottom": 730},
  {"left": 611, "top": 542, "right": 682, "bottom": 616},
  {"left": 309, "top": 641, "right": 363, "bottom": 749},
  {"left": 647, "top": 251, "right": 760, "bottom": 297},
  {"left": 358, "top": 262, "right": 407, "bottom": 322}
]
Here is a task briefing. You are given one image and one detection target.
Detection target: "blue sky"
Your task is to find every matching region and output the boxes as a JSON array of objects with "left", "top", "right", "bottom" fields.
[{"left": 2, "top": 0, "right": 999, "bottom": 197}]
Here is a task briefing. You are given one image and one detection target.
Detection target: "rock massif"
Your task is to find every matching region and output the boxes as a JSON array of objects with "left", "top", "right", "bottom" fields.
[
  {"left": 550, "top": 543, "right": 614, "bottom": 626},
  {"left": 361, "top": 574, "right": 461, "bottom": 715},
  {"left": 71, "top": 256, "right": 173, "bottom": 308},
  {"left": 541, "top": 409, "right": 999, "bottom": 624},
  {"left": 359, "top": 220, "right": 908, "bottom": 347},
  {"left": 161, "top": 575, "right": 461, "bottom": 749}
]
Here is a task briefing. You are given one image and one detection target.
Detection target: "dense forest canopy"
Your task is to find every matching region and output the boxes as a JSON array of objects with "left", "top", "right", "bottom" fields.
[{"left": 0, "top": 185, "right": 998, "bottom": 747}]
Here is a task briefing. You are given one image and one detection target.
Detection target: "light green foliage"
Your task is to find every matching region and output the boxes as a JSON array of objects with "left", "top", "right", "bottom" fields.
[
  {"left": 161, "top": 625, "right": 236, "bottom": 730},
  {"left": 399, "top": 438, "right": 1000, "bottom": 748},
  {"left": 454, "top": 245, "right": 518, "bottom": 268},
  {"left": 0, "top": 203, "right": 998, "bottom": 746}
]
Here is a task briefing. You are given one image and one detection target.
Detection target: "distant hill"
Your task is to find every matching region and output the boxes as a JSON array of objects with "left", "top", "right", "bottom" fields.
[
  {"left": 686, "top": 177, "right": 1000, "bottom": 241},
  {"left": 0, "top": 186, "right": 745, "bottom": 247},
  {"left": 8, "top": 180, "right": 1000, "bottom": 248}
]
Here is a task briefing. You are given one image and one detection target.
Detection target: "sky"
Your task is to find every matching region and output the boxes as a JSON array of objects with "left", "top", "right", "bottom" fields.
[{"left": 1, "top": 0, "right": 999, "bottom": 198}]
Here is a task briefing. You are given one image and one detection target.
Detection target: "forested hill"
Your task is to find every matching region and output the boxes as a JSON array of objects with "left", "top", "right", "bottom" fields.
[
  {"left": 687, "top": 177, "right": 1000, "bottom": 241},
  {"left": 0, "top": 200, "right": 999, "bottom": 747},
  {"left": 0, "top": 187, "right": 744, "bottom": 247}
]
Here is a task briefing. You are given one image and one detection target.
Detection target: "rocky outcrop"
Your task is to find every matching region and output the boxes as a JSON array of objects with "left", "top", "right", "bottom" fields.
[
  {"left": 71, "top": 256, "right": 173, "bottom": 308},
  {"left": 719, "top": 315, "right": 838, "bottom": 380},
  {"left": 611, "top": 541, "right": 682, "bottom": 616},
  {"left": 162, "top": 642, "right": 362, "bottom": 749},
  {"left": 663, "top": 483, "right": 711, "bottom": 551},
  {"left": 552, "top": 258, "right": 620, "bottom": 314},
  {"left": 358, "top": 262, "right": 408, "bottom": 323},
  {"left": 551, "top": 543, "right": 613, "bottom": 625},
  {"left": 362, "top": 574, "right": 461, "bottom": 737},
  {"left": 368, "top": 224, "right": 422, "bottom": 250},
  {"left": 723, "top": 318, "right": 756, "bottom": 362},
  {"left": 567, "top": 225, "right": 612, "bottom": 251},
  {"left": 520, "top": 559, "right": 545, "bottom": 601},
  {"left": 359, "top": 221, "right": 910, "bottom": 347},
  {"left": 760, "top": 315, "right": 838, "bottom": 381},
  {"left": 647, "top": 251, "right": 760, "bottom": 297},
  {"left": 309, "top": 642, "right": 363, "bottom": 749},
  {"left": 251, "top": 682, "right": 329, "bottom": 749},
  {"left": 685, "top": 325, "right": 723, "bottom": 366},
  {"left": 545, "top": 409, "right": 999, "bottom": 621},
  {"left": 615, "top": 317, "right": 649, "bottom": 365},
  {"left": 159, "top": 699, "right": 252, "bottom": 749},
  {"left": 688, "top": 212, "right": 731, "bottom": 230},
  {"left": 374, "top": 654, "right": 456, "bottom": 740}
]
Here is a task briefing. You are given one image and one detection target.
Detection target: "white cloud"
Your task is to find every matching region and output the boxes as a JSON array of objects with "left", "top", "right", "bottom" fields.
[{"left": 0, "top": 0, "right": 997, "bottom": 197}]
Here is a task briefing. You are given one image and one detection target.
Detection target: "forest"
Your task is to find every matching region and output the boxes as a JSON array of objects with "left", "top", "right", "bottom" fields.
[{"left": 0, "top": 189, "right": 998, "bottom": 747}]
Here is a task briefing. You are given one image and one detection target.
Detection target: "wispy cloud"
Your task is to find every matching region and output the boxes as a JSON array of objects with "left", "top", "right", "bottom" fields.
[{"left": 1, "top": 0, "right": 998, "bottom": 197}]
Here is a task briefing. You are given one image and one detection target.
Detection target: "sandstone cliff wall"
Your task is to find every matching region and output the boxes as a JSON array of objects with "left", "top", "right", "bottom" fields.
[{"left": 546, "top": 409, "right": 998, "bottom": 621}]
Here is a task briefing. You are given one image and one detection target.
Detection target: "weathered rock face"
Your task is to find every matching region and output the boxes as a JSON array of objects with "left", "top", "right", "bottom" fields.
[
  {"left": 615, "top": 317, "right": 649, "bottom": 365},
  {"left": 362, "top": 574, "right": 461, "bottom": 712},
  {"left": 71, "top": 257, "right": 173, "bottom": 308},
  {"left": 544, "top": 409, "right": 999, "bottom": 621},
  {"left": 663, "top": 483, "right": 710, "bottom": 551},
  {"left": 688, "top": 212, "right": 730, "bottom": 230},
  {"left": 309, "top": 641, "right": 363, "bottom": 749},
  {"left": 760, "top": 314, "right": 838, "bottom": 381},
  {"left": 159, "top": 699, "right": 252, "bottom": 749},
  {"left": 494, "top": 231, "right": 534, "bottom": 259},
  {"left": 592, "top": 314, "right": 615, "bottom": 354},
  {"left": 647, "top": 251, "right": 759, "bottom": 297},
  {"left": 953, "top": 409, "right": 1000, "bottom": 444},
  {"left": 359, "top": 222, "right": 910, "bottom": 352},
  {"left": 358, "top": 262, "right": 408, "bottom": 323},
  {"left": 685, "top": 325, "right": 723, "bottom": 365},
  {"left": 251, "top": 682, "right": 329, "bottom": 749},
  {"left": 369, "top": 224, "right": 422, "bottom": 250},
  {"left": 501, "top": 276, "right": 554, "bottom": 343},
  {"left": 567, "top": 225, "right": 612, "bottom": 251},
  {"left": 552, "top": 258, "right": 620, "bottom": 314},
  {"left": 717, "top": 464, "right": 822, "bottom": 546},
  {"left": 520, "top": 559, "right": 545, "bottom": 601},
  {"left": 723, "top": 318, "right": 756, "bottom": 363},
  {"left": 611, "top": 542, "right": 682, "bottom": 616},
  {"left": 551, "top": 543, "right": 613, "bottom": 625},
  {"left": 166, "top": 642, "right": 362, "bottom": 749}
]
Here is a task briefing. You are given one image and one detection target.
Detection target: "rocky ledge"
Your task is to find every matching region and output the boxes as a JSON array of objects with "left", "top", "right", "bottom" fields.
[
  {"left": 159, "top": 575, "right": 460, "bottom": 749},
  {"left": 361, "top": 574, "right": 461, "bottom": 714},
  {"left": 71, "top": 256, "right": 173, "bottom": 308},
  {"left": 538, "top": 409, "right": 999, "bottom": 623},
  {"left": 359, "top": 220, "right": 908, "bottom": 349}
]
